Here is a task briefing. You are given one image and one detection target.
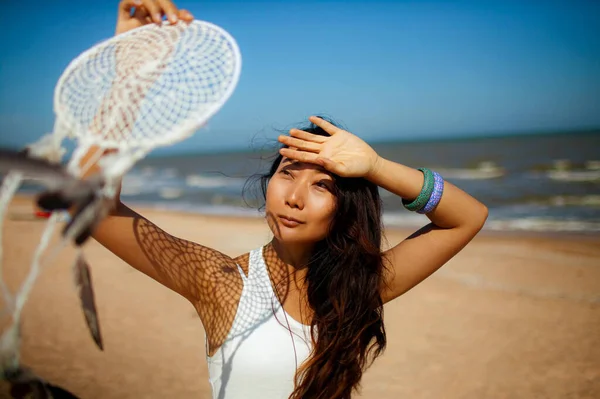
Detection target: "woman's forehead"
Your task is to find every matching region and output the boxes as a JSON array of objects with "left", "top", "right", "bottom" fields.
[{"left": 280, "top": 157, "right": 332, "bottom": 176}]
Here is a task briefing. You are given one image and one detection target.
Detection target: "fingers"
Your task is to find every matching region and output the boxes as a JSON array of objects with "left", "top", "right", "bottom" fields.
[
  {"left": 178, "top": 9, "right": 195, "bottom": 22},
  {"left": 289, "top": 128, "right": 327, "bottom": 143},
  {"left": 309, "top": 116, "right": 339, "bottom": 136},
  {"left": 119, "top": 0, "right": 141, "bottom": 18},
  {"left": 316, "top": 157, "right": 338, "bottom": 171},
  {"left": 141, "top": 0, "right": 192, "bottom": 24},
  {"left": 156, "top": 0, "right": 180, "bottom": 24},
  {"left": 118, "top": 0, "right": 157, "bottom": 24},
  {"left": 118, "top": 0, "right": 193, "bottom": 30},
  {"left": 278, "top": 135, "right": 321, "bottom": 153},
  {"left": 132, "top": 5, "right": 150, "bottom": 21},
  {"left": 279, "top": 148, "right": 321, "bottom": 164},
  {"left": 139, "top": 0, "right": 165, "bottom": 24},
  {"left": 278, "top": 148, "right": 338, "bottom": 172}
]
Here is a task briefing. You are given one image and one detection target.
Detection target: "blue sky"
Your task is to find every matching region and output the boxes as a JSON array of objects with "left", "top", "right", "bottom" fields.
[{"left": 1, "top": 0, "right": 599, "bottom": 154}]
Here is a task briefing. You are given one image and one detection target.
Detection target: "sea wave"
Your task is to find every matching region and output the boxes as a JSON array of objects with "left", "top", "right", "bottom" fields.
[
  {"left": 484, "top": 218, "right": 600, "bottom": 233},
  {"left": 535, "top": 195, "right": 600, "bottom": 207},
  {"left": 120, "top": 171, "right": 245, "bottom": 197},
  {"left": 530, "top": 159, "right": 600, "bottom": 182},
  {"left": 434, "top": 162, "right": 505, "bottom": 180},
  {"left": 383, "top": 211, "right": 600, "bottom": 232},
  {"left": 484, "top": 195, "right": 600, "bottom": 208},
  {"left": 185, "top": 174, "right": 245, "bottom": 189},
  {"left": 123, "top": 202, "right": 600, "bottom": 233},
  {"left": 546, "top": 170, "right": 600, "bottom": 182},
  {"left": 127, "top": 200, "right": 263, "bottom": 218}
]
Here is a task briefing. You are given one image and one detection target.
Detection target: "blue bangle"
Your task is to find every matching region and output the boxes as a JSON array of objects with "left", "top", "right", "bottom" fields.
[
  {"left": 402, "top": 168, "right": 435, "bottom": 212},
  {"left": 418, "top": 171, "right": 444, "bottom": 214}
]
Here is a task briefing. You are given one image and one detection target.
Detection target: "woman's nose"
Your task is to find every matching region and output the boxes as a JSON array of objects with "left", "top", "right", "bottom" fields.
[{"left": 285, "top": 183, "right": 305, "bottom": 210}]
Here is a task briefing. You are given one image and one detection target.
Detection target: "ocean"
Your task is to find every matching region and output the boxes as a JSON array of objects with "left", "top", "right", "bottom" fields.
[
  {"left": 14, "top": 130, "right": 600, "bottom": 234},
  {"left": 113, "top": 130, "right": 600, "bottom": 234}
]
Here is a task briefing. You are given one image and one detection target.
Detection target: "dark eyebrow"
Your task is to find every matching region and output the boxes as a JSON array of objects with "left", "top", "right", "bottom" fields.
[{"left": 280, "top": 158, "right": 334, "bottom": 179}]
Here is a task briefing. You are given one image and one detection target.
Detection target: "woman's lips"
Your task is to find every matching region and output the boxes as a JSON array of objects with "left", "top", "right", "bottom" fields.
[{"left": 278, "top": 215, "right": 303, "bottom": 228}]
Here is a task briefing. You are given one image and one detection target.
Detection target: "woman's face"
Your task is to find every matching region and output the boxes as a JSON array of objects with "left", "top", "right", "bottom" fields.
[{"left": 265, "top": 157, "right": 337, "bottom": 244}]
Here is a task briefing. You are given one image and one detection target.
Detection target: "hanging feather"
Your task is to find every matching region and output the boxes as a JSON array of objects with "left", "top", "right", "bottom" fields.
[
  {"left": 0, "top": 148, "right": 104, "bottom": 213},
  {"left": 72, "top": 253, "right": 103, "bottom": 351}
]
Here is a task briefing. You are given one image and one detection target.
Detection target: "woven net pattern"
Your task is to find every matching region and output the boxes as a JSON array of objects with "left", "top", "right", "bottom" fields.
[{"left": 55, "top": 20, "right": 241, "bottom": 151}]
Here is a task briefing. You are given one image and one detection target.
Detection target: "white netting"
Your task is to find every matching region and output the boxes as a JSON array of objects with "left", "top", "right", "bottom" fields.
[
  {"left": 56, "top": 20, "right": 240, "bottom": 150},
  {"left": 59, "top": 19, "right": 241, "bottom": 180},
  {"left": 0, "top": 19, "right": 241, "bottom": 379}
]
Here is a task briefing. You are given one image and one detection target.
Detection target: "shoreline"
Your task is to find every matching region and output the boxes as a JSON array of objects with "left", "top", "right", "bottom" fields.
[{"left": 10, "top": 193, "right": 599, "bottom": 243}]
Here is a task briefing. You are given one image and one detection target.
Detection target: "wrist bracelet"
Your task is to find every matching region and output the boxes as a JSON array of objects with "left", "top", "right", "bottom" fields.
[
  {"left": 418, "top": 171, "right": 444, "bottom": 214},
  {"left": 402, "top": 168, "right": 435, "bottom": 212}
]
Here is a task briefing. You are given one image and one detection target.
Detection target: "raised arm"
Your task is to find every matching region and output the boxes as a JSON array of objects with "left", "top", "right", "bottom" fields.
[
  {"left": 277, "top": 116, "right": 488, "bottom": 304},
  {"left": 70, "top": 145, "right": 245, "bottom": 355},
  {"left": 75, "top": 0, "right": 232, "bottom": 302},
  {"left": 78, "top": 148, "right": 242, "bottom": 305},
  {"left": 366, "top": 158, "right": 488, "bottom": 303},
  {"left": 62, "top": 2, "right": 245, "bottom": 343}
]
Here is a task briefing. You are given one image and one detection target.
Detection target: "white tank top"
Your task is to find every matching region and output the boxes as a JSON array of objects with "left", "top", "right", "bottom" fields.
[{"left": 206, "top": 246, "right": 313, "bottom": 399}]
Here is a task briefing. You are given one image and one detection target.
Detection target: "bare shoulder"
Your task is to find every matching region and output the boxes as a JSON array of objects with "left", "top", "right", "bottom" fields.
[{"left": 233, "top": 252, "right": 250, "bottom": 277}]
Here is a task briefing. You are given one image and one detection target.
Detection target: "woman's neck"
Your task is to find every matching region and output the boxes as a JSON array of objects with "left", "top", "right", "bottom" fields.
[
  {"left": 268, "top": 239, "right": 313, "bottom": 290},
  {"left": 270, "top": 239, "right": 312, "bottom": 267}
]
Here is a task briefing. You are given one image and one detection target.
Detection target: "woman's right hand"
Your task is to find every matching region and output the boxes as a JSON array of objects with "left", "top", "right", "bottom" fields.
[{"left": 115, "top": 0, "right": 194, "bottom": 36}]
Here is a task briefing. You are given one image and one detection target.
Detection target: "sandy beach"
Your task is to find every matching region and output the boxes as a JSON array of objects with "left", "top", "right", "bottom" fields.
[{"left": 0, "top": 195, "right": 598, "bottom": 398}]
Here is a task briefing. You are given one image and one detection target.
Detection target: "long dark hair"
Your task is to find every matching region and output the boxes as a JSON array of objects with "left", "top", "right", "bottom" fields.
[{"left": 245, "top": 116, "right": 388, "bottom": 398}]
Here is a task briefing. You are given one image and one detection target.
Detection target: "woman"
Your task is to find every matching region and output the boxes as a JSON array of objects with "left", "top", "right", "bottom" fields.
[{"left": 88, "top": 1, "right": 489, "bottom": 398}]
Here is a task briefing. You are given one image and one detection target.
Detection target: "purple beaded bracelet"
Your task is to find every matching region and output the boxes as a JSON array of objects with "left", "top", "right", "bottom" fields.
[{"left": 418, "top": 171, "right": 444, "bottom": 214}]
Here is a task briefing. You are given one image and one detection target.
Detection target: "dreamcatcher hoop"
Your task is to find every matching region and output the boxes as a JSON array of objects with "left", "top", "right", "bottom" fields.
[{"left": 0, "top": 19, "right": 242, "bottom": 379}]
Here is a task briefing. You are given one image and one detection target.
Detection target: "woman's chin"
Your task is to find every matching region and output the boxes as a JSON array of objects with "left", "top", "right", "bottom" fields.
[
  {"left": 271, "top": 229, "right": 318, "bottom": 245},
  {"left": 273, "top": 232, "right": 306, "bottom": 244},
  {"left": 266, "top": 218, "right": 326, "bottom": 244}
]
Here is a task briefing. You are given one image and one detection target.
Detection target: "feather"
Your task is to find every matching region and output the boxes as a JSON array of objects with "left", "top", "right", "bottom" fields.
[
  {"left": 0, "top": 148, "right": 103, "bottom": 210},
  {"left": 72, "top": 253, "right": 103, "bottom": 351},
  {"left": 0, "top": 148, "right": 76, "bottom": 188}
]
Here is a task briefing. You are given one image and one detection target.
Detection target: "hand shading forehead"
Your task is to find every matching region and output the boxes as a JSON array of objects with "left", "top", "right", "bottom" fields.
[{"left": 280, "top": 157, "right": 334, "bottom": 178}]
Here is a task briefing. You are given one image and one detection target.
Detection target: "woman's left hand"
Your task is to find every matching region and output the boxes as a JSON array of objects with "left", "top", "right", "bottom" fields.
[{"left": 278, "top": 116, "right": 382, "bottom": 179}]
